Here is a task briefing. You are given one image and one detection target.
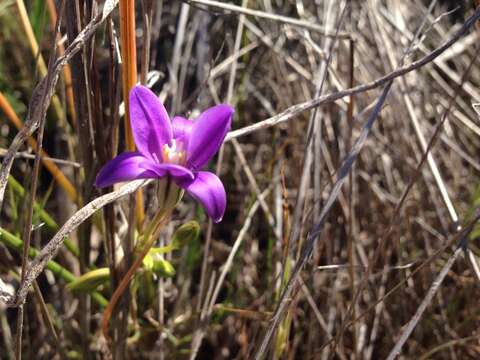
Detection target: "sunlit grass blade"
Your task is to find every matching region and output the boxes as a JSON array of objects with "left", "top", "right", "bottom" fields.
[{"left": 15, "top": 0, "right": 66, "bottom": 126}]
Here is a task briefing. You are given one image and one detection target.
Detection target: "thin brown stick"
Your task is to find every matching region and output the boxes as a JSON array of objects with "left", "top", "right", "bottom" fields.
[
  {"left": 119, "top": 0, "right": 137, "bottom": 152},
  {"left": 102, "top": 210, "right": 170, "bottom": 343},
  {"left": 46, "top": 0, "right": 76, "bottom": 124},
  {"left": 15, "top": 2, "right": 65, "bottom": 356}
]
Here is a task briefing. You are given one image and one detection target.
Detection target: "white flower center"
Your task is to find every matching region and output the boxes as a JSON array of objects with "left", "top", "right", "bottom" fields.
[{"left": 162, "top": 139, "right": 186, "bottom": 165}]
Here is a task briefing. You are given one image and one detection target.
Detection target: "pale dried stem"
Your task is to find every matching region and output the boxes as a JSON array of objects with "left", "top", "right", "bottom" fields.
[{"left": 188, "top": 0, "right": 351, "bottom": 38}]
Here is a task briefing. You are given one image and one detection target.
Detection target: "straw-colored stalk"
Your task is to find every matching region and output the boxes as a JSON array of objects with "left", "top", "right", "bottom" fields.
[{"left": 15, "top": 0, "right": 66, "bottom": 126}]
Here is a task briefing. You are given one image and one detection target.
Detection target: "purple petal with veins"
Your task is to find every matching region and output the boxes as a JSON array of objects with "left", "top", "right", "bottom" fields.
[
  {"left": 186, "top": 105, "right": 234, "bottom": 170},
  {"left": 176, "top": 171, "right": 226, "bottom": 223},
  {"left": 130, "top": 85, "right": 172, "bottom": 160},
  {"left": 139, "top": 162, "right": 194, "bottom": 181},
  {"left": 95, "top": 152, "right": 159, "bottom": 188},
  {"left": 96, "top": 85, "right": 233, "bottom": 223},
  {"left": 172, "top": 116, "right": 193, "bottom": 145}
]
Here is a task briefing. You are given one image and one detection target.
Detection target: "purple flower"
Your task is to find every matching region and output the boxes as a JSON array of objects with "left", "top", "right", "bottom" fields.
[{"left": 95, "top": 85, "right": 233, "bottom": 223}]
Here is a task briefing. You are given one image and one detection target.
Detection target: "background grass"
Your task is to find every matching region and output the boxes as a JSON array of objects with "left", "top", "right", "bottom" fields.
[{"left": 1, "top": 0, "right": 480, "bottom": 359}]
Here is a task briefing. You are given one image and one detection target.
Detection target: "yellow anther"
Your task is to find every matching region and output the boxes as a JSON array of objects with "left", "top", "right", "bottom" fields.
[{"left": 162, "top": 141, "right": 186, "bottom": 165}]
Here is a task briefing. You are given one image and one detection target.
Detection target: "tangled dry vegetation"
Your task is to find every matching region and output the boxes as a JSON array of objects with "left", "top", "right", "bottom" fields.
[{"left": 1, "top": 0, "right": 480, "bottom": 359}]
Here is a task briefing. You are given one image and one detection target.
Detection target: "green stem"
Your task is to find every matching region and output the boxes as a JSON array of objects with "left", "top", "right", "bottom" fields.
[
  {"left": 8, "top": 175, "right": 80, "bottom": 257},
  {"left": 102, "top": 209, "right": 171, "bottom": 341},
  {"left": 148, "top": 244, "right": 175, "bottom": 255},
  {"left": 0, "top": 226, "right": 107, "bottom": 307}
]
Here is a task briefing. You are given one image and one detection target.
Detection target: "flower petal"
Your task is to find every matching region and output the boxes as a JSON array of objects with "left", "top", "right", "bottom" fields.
[
  {"left": 95, "top": 152, "right": 159, "bottom": 188},
  {"left": 176, "top": 171, "right": 226, "bottom": 223},
  {"left": 139, "top": 162, "right": 194, "bottom": 181},
  {"left": 129, "top": 85, "right": 173, "bottom": 159},
  {"left": 186, "top": 105, "right": 233, "bottom": 169},
  {"left": 172, "top": 116, "right": 193, "bottom": 143}
]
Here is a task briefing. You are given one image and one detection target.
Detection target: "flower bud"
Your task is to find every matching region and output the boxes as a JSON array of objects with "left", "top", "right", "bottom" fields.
[{"left": 171, "top": 221, "right": 200, "bottom": 250}]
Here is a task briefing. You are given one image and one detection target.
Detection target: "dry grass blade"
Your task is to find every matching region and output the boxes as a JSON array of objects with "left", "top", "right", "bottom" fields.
[
  {"left": 187, "top": 0, "right": 351, "bottom": 38},
  {"left": 225, "top": 7, "right": 480, "bottom": 143},
  {"left": 386, "top": 212, "right": 480, "bottom": 359},
  {"left": 14, "top": 4, "right": 66, "bottom": 355},
  {"left": 255, "top": 74, "right": 395, "bottom": 360},
  {"left": 254, "top": 7, "right": 480, "bottom": 357},
  {"left": 15, "top": 0, "right": 65, "bottom": 125},
  {"left": 0, "top": 92, "right": 77, "bottom": 200}
]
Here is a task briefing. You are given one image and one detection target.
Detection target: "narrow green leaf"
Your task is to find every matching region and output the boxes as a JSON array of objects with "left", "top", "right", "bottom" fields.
[
  {"left": 152, "top": 257, "right": 175, "bottom": 277},
  {"left": 0, "top": 227, "right": 107, "bottom": 307},
  {"left": 67, "top": 268, "right": 110, "bottom": 293}
]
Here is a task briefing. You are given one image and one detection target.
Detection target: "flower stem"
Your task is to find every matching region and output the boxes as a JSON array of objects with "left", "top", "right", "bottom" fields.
[{"left": 102, "top": 209, "right": 171, "bottom": 342}]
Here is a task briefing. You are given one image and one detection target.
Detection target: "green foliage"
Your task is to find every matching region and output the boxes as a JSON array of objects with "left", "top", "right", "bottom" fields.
[
  {"left": 171, "top": 220, "right": 200, "bottom": 250},
  {"left": 8, "top": 175, "right": 80, "bottom": 257},
  {"left": 151, "top": 257, "right": 175, "bottom": 277},
  {"left": 185, "top": 228, "right": 202, "bottom": 272},
  {"left": 0, "top": 227, "right": 107, "bottom": 306},
  {"left": 143, "top": 251, "right": 175, "bottom": 277},
  {"left": 67, "top": 268, "right": 110, "bottom": 293},
  {"left": 470, "top": 184, "right": 480, "bottom": 239},
  {"left": 29, "top": 0, "right": 48, "bottom": 40}
]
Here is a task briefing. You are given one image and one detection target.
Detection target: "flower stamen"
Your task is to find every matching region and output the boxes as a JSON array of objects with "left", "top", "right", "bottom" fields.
[{"left": 162, "top": 139, "right": 186, "bottom": 165}]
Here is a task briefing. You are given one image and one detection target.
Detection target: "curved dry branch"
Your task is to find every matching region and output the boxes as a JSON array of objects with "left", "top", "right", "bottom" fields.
[
  {"left": 225, "top": 7, "right": 480, "bottom": 143},
  {"left": 1, "top": 179, "right": 149, "bottom": 307},
  {"left": 0, "top": 0, "right": 119, "bottom": 212}
]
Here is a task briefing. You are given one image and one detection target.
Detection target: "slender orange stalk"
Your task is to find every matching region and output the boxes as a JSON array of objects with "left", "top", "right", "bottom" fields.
[
  {"left": 119, "top": 0, "right": 145, "bottom": 224},
  {"left": 120, "top": 0, "right": 137, "bottom": 152},
  {"left": 0, "top": 92, "right": 77, "bottom": 202}
]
